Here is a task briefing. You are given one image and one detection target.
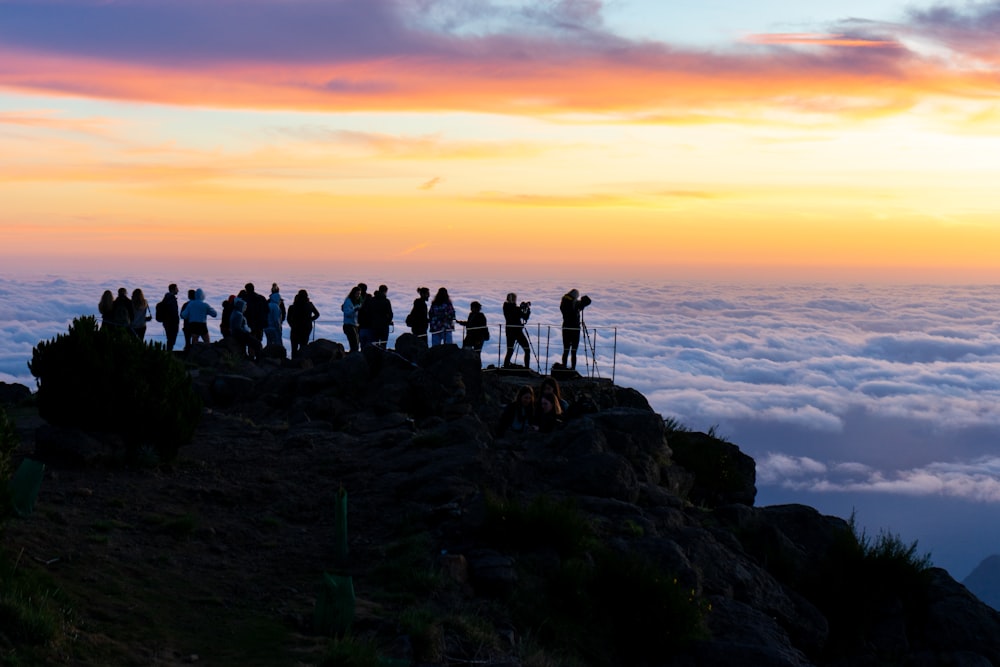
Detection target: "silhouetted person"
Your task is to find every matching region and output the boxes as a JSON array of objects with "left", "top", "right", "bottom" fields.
[
  {"left": 560, "top": 288, "right": 591, "bottom": 370},
  {"left": 428, "top": 287, "right": 455, "bottom": 346},
  {"left": 503, "top": 292, "right": 530, "bottom": 368},
  {"left": 288, "top": 289, "right": 320, "bottom": 358},
  {"left": 243, "top": 283, "right": 268, "bottom": 343},
  {"left": 98, "top": 290, "right": 114, "bottom": 330},
  {"left": 111, "top": 287, "right": 134, "bottom": 332},
  {"left": 158, "top": 284, "right": 180, "bottom": 351},
  {"left": 180, "top": 289, "right": 196, "bottom": 350},
  {"left": 406, "top": 286, "right": 430, "bottom": 343},
  {"left": 497, "top": 385, "right": 536, "bottom": 435},
  {"left": 364, "top": 284, "right": 393, "bottom": 348},
  {"left": 130, "top": 288, "right": 151, "bottom": 341},
  {"left": 229, "top": 297, "right": 262, "bottom": 361},
  {"left": 459, "top": 301, "right": 489, "bottom": 351},
  {"left": 342, "top": 286, "right": 361, "bottom": 353}
]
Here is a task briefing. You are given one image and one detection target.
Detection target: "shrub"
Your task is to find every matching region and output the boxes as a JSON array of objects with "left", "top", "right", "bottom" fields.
[
  {"left": 484, "top": 493, "right": 707, "bottom": 666},
  {"left": 803, "top": 514, "right": 932, "bottom": 659},
  {"left": 28, "top": 316, "right": 201, "bottom": 462}
]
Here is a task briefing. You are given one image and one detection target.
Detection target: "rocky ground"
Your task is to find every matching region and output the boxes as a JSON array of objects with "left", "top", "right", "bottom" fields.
[{"left": 4, "top": 339, "right": 1000, "bottom": 667}]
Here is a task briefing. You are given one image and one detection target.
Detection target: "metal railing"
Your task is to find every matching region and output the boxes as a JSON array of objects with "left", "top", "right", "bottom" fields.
[{"left": 127, "top": 317, "right": 618, "bottom": 382}]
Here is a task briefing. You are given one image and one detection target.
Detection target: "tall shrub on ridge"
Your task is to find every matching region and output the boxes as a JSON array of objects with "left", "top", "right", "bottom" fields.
[{"left": 28, "top": 316, "right": 201, "bottom": 461}]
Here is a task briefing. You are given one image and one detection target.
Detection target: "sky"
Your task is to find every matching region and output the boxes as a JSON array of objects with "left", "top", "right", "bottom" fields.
[{"left": 5, "top": 0, "right": 1000, "bottom": 280}]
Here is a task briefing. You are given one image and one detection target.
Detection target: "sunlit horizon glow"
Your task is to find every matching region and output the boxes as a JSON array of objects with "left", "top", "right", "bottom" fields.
[{"left": 3, "top": 0, "right": 1000, "bottom": 281}]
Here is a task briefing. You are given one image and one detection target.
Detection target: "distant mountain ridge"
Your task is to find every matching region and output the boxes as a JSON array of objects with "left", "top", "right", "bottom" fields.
[{"left": 964, "top": 554, "right": 1000, "bottom": 610}]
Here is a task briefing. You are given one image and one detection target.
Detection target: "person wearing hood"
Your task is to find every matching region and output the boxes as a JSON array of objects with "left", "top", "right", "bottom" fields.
[
  {"left": 183, "top": 288, "right": 217, "bottom": 345},
  {"left": 230, "top": 297, "right": 262, "bottom": 361},
  {"left": 264, "top": 291, "right": 284, "bottom": 348},
  {"left": 288, "top": 289, "right": 320, "bottom": 358}
]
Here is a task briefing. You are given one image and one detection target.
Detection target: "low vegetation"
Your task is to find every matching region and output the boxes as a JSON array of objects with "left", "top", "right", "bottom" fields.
[{"left": 28, "top": 316, "right": 201, "bottom": 462}]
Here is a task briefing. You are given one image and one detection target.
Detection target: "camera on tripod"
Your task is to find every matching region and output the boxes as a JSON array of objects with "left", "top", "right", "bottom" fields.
[{"left": 519, "top": 301, "right": 532, "bottom": 320}]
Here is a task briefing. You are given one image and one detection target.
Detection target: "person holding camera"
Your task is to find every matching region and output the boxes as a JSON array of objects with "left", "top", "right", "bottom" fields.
[
  {"left": 503, "top": 292, "right": 531, "bottom": 368},
  {"left": 560, "top": 288, "right": 591, "bottom": 370}
]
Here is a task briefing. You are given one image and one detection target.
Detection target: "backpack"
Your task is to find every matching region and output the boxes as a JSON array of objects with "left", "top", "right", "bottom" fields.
[{"left": 154, "top": 299, "right": 167, "bottom": 323}]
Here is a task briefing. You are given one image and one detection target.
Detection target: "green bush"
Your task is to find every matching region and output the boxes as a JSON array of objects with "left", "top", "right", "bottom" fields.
[
  {"left": 484, "top": 493, "right": 707, "bottom": 666},
  {"left": 28, "top": 316, "right": 201, "bottom": 461},
  {"left": 803, "top": 515, "right": 932, "bottom": 659}
]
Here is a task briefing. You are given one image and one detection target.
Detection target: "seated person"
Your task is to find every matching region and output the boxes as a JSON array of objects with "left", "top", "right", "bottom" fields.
[
  {"left": 497, "top": 385, "right": 536, "bottom": 435},
  {"left": 533, "top": 393, "right": 564, "bottom": 433}
]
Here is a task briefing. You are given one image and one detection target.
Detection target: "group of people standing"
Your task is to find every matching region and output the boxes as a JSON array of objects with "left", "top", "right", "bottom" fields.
[
  {"left": 98, "top": 287, "right": 153, "bottom": 340},
  {"left": 100, "top": 280, "right": 592, "bottom": 370}
]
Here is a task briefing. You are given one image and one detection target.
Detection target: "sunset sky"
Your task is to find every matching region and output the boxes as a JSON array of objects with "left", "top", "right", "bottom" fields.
[{"left": 4, "top": 0, "right": 1000, "bottom": 280}]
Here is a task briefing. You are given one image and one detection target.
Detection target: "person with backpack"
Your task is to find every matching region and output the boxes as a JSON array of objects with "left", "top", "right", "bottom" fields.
[
  {"left": 458, "top": 301, "right": 489, "bottom": 351},
  {"left": 242, "top": 283, "right": 269, "bottom": 343},
  {"left": 287, "top": 289, "right": 320, "bottom": 358},
  {"left": 406, "top": 286, "right": 430, "bottom": 344},
  {"left": 155, "top": 284, "right": 181, "bottom": 351}
]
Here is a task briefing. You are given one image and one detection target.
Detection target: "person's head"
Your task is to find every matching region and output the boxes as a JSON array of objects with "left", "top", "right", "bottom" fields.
[
  {"left": 470, "top": 301, "right": 481, "bottom": 312},
  {"left": 168, "top": 283, "right": 178, "bottom": 294},
  {"left": 507, "top": 292, "right": 517, "bottom": 304},
  {"left": 187, "top": 289, "right": 196, "bottom": 300},
  {"left": 245, "top": 282, "right": 255, "bottom": 293},
  {"left": 418, "top": 286, "right": 430, "bottom": 299},
  {"left": 195, "top": 288, "right": 205, "bottom": 301},
  {"left": 234, "top": 298, "right": 246, "bottom": 312},
  {"left": 433, "top": 287, "right": 450, "bottom": 304},
  {"left": 271, "top": 283, "right": 280, "bottom": 294},
  {"left": 378, "top": 284, "right": 388, "bottom": 294},
  {"left": 296, "top": 289, "right": 309, "bottom": 301},
  {"left": 568, "top": 289, "right": 580, "bottom": 300},
  {"left": 540, "top": 377, "right": 562, "bottom": 401},
  {"left": 539, "top": 394, "right": 555, "bottom": 414},
  {"left": 348, "top": 286, "right": 360, "bottom": 300},
  {"left": 357, "top": 283, "right": 367, "bottom": 293},
  {"left": 117, "top": 287, "right": 128, "bottom": 298},
  {"left": 131, "top": 288, "right": 145, "bottom": 304},
  {"left": 100, "top": 290, "right": 114, "bottom": 309},
  {"left": 516, "top": 385, "right": 534, "bottom": 406}
]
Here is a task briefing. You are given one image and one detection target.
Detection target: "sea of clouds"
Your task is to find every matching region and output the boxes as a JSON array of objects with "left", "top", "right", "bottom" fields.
[{"left": 4, "top": 273, "right": 1000, "bottom": 578}]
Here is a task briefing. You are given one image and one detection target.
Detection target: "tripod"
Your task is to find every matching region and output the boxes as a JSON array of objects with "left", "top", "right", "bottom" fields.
[{"left": 580, "top": 313, "right": 599, "bottom": 378}]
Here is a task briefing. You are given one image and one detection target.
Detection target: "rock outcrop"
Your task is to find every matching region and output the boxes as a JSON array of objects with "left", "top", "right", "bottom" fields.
[{"left": 10, "top": 337, "right": 1000, "bottom": 667}]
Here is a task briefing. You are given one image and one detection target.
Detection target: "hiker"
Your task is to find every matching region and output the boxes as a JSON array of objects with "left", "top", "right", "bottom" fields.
[
  {"left": 229, "top": 297, "right": 262, "bottom": 361},
  {"left": 406, "top": 286, "right": 430, "bottom": 343},
  {"left": 364, "top": 284, "right": 393, "bottom": 348},
  {"left": 243, "top": 283, "right": 269, "bottom": 343},
  {"left": 111, "top": 287, "right": 134, "bottom": 332},
  {"left": 538, "top": 376, "right": 570, "bottom": 413},
  {"left": 428, "top": 287, "right": 456, "bottom": 346},
  {"left": 503, "top": 292, "right": 531, "bottom": 368},
  {"left": 288, "top": 289, "right": 320, "bottom": 358},
  {"left": 459, "top": 301, "right": 489, "bottom": 351},
  {"left": 180, "top": 289, "right": 196, "bottom": 350},
  {"left": 130, "top": 288, "right": 152, "bottom": 341},
  {"left": 342, "top": 285, "right": 361, "bottom": 353},
  {"left": 183, "top": 288, "right": 217, "bottom": 345},
  {"left": 560, "top": 289, "right": 592, "bottom": 370},
  {"left": 532, "top": 393, "right": 563, "bottom": 433},
  {"left": 156, "top": 284, "right": 181, "bottom": 351},
  {"left": 497, "top": 385, "right": 537, "bottom": 435},
  {"left": 98, "top": 290, "right": 115, "bottom": 330},
  {"left": 265, "top": 290, "right": 284, "bottom": 349}
]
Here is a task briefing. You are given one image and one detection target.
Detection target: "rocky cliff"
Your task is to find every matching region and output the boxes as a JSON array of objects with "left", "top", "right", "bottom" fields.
[{"left": 5, "top": 336, "right": 1000, "bottom": 667}]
